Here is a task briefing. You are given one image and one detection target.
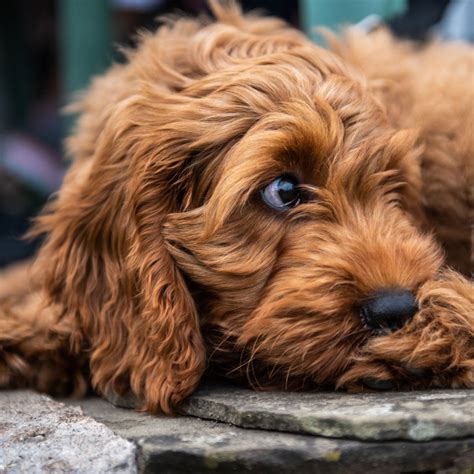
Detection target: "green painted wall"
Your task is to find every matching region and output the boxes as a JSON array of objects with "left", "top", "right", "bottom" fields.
[
  {"left": 59, "top": 0, "right": 112, "bottom": 102},
  {"left": 300, "top": 0, "right": 407, "bottom": 42}
]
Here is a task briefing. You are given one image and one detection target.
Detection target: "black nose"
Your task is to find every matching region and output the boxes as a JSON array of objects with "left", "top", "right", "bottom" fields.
[{"left": 360, "top": 289, "right": 418, "bottom": 332}]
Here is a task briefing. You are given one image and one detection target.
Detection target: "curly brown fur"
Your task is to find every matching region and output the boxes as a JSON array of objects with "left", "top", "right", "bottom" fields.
[{"left": 0, "top": 0, "right": 472, "bottom": 413}]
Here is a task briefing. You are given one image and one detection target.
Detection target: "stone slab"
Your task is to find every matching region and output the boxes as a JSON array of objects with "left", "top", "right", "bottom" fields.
[
  {"left": 179, "top": 383, "right": 474, "bottom": 441},
  {"left": 0, "top": 391, "right": 136, "bottom": 474},
  {"left": 2, "top": 389, "right": 473, "bottom": 473},
  {"left": 75, "top": 397, "right": 474, "bottom": 474}
]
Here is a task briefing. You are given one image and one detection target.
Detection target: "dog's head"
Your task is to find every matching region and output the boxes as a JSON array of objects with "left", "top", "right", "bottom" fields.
[{"left": 34, "top": 1, "right": 473, "bottom": 412}]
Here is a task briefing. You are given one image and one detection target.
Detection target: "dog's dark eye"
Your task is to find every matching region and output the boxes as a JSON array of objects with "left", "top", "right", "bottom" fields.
[{"left": 261, "top": 175, "right": 302, "bottom": 210}]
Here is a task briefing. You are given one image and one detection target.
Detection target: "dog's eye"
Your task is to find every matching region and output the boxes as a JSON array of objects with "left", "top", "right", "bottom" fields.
[{"left": 261, "top": 175, "right": 302, "bottom": 210}]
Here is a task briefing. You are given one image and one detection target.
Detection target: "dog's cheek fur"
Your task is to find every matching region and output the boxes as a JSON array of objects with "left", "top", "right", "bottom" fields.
[
  {"left": 163, "top": 206, "right": 283, "bottom": 316},
  {"left": 205, "top": 199, "right": 445, "bottom": 389}
]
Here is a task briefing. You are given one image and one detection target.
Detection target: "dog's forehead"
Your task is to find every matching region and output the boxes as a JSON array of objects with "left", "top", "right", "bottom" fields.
[
  {"left": 192, "top": 46, "right": 385, "bottom": 138},
  {"left": 182, "top": 43, "right": 369, "bottom": 105},
  {"left": 132, "top": 18, "right": 387, "bottom": 157}
]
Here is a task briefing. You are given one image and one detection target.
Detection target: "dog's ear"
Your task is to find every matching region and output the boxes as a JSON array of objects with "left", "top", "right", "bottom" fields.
[
  {"left": 32, "top": 67, "right": 206, "bottom": 413},
  {"left": 124, "top": 115, "right": 207, "bottom": 413}
]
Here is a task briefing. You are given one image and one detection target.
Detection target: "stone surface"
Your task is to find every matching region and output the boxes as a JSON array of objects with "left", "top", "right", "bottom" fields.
[
  {"left": 2, "top": 388, "right": 474, "bottom": 473},
  {"left": 179, "top": 383, "right": 474, "bottom": 441},
  {"left": 75, "top": 397, "right": 474, "bottom": 474},
  {"left": 0, "top": 391, "right": 136, "bottom": 474}
]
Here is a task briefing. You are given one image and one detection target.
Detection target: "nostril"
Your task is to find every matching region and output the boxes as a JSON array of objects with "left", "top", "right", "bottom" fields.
[{"left": 360, "top": 289, "right": 418, "bottom": 332}]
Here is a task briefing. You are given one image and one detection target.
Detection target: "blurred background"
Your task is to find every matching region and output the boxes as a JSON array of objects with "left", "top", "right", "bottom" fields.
[{"left": 0, "top": 0, "right": 472, "bottom": 268}]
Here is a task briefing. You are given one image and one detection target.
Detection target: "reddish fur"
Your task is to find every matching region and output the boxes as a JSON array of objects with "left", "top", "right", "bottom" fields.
[{"left": 0, "top": 1, "right": 472, "bottom": 413}]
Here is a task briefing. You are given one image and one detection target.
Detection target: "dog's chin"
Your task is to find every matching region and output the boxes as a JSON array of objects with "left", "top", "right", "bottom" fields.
[
  {"left": 340, "top": 336, "right": 470, "bottom": 392},
  {"left": 348, "top": 368, "right": 468, "bottom": 392},
  {"left": 341, "top": 363, "right": 434, "bottom": 392}
]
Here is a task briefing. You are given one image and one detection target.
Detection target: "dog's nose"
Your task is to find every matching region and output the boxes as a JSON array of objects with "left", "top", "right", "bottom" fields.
[{"left": 360, "top": 289, "right": 418, "bottom": 332}]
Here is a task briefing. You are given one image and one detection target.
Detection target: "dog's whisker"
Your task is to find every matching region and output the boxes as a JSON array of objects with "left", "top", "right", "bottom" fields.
[
  {"left": 207, "top": 330, "right": 234, "bottom": 361},
  {"left": 284, "top": 365, "right": 293, "bottom": 391},
  {"left": 335, "top": 327, "right": 372, "bottom": 344},
  {"left": 246, "top": 337, "right": 263, "bottom": 389}
]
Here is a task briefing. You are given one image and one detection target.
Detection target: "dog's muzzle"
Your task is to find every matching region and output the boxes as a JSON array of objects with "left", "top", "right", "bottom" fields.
[{"left": 360, "top": 289, "right": 418, "bottom": 332}]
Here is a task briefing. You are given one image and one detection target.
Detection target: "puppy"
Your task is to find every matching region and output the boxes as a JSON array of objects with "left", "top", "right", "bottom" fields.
[{"left": 0, "top": 0, "right": 472, "bottom": 414}]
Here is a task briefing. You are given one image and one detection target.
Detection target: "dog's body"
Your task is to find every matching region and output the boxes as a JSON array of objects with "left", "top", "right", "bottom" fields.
[{"left": 0, "top": 1, "right": 472, "bottom": 413}]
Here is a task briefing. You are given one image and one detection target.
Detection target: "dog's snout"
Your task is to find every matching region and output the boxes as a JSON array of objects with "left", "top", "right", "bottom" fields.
[{"left": 360, "top": 289, "right": 418, "bottom": 332}]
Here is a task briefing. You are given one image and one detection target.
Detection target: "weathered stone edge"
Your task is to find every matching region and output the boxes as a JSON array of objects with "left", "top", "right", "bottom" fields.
[
  {"left": 105, "top": 386, "right": 474, "bottom": 442},
  {"left": 179, "top": 390, "right": 474, "bottom": 441}
]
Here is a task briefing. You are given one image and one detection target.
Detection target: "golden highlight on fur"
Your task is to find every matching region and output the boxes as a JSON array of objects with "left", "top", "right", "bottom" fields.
[{"left": 0, "top": 0, "right": 472, "bottom": 413}]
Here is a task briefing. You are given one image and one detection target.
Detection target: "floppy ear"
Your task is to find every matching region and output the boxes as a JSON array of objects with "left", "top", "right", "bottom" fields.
[
  {"left": 32, "top": 67, "right": 206, "bottom": 414},
  {"left": 124, "top": 116, "right": 207, "bottom": 413}
]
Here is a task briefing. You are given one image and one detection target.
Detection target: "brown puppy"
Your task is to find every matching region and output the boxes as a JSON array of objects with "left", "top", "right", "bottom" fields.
[{"left": 0, "top": 1, "right": 472, "bottom": 414}]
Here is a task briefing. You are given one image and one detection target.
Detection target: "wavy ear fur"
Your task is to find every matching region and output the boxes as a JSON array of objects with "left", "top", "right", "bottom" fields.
[
  {"left": 32, "top": 62, "right": 206, "bottom": 413},
  {"left": 31, "top": 0, "right": 310, "bottom": 412}
]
